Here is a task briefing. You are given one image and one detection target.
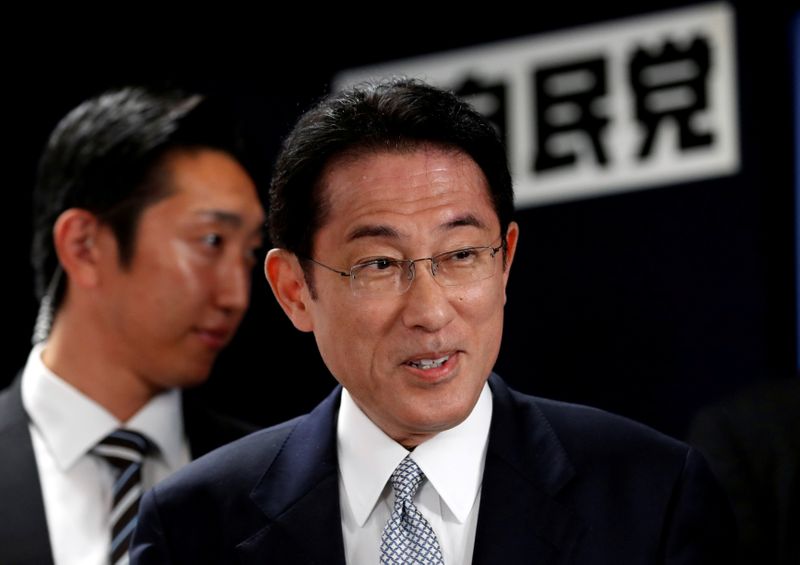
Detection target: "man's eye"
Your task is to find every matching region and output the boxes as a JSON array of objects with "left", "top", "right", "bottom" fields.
[
  {"left": 202, "top": 233, "right": 223, "bottom": 247},
  {"left": 358, "top": 258, "right": 396, "bottom": 271},
  {"left": 451, "top": 248, "right": 478, "bottom": 261},
  {"left": 373, "top": 258, "right": 395, "bottom": 270}
]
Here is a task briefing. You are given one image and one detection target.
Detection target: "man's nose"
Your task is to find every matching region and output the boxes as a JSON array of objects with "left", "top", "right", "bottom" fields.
[
  {"left": 400, "top": 261, "right": 455, "bottom": 332},
  {"left": 217, "top": 255, "right": 251, "bottom": 313}
]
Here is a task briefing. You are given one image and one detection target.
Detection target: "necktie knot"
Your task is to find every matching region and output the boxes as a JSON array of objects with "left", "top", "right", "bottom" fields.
[
  {"left": 381, "top": 456, "right": 445, "bottom": 565},
  {"left": 390, "top": 456, "right": 425, "bottom": 503},
  {"left": 92, "top": 429, "right": 150, "bottom": 469}
]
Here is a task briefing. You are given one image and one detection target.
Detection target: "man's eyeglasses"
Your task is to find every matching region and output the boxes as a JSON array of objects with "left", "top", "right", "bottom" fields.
[{"left": 305, "top": 239, "right": 505, "bottom": 297}]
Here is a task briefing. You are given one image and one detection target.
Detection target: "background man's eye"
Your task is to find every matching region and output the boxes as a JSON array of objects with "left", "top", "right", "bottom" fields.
[{"left": 203, "top": 234, "right": 223, "bottom": 247}]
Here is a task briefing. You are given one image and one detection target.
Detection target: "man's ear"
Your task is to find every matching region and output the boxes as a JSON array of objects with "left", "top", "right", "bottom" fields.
[
  {"left": 264, "top": 248, "right": 314, "bottom": 332},
  {"left": 501, "top": 221, "right": 520, "bottom": 304},
  {"left": 52, "top": 209, "right": 105, "bottom": 289}
]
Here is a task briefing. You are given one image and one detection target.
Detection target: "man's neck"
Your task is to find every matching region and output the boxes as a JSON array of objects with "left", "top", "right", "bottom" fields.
[{"left": 43, "top": 311, "right": 158, "bottom": 422}]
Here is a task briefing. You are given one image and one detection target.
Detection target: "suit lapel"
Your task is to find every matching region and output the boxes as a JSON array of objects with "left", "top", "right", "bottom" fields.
[
  {"left": 472, "top": 375, "right": 586, "bottom": 565},
  {"left": 236, "top": 386, "right": 346, "bottom": 565},
  {"left": 0, "top": 375, "right": 55, "bottom": 565}
]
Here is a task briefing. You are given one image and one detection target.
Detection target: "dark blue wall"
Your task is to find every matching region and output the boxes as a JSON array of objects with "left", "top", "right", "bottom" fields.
[{"left": 4, "top": 0, "right": 796, "bottom": 440}]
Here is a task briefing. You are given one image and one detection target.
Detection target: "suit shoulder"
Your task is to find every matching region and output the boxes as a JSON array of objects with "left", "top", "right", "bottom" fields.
[
  {"left": 510, "top": 388, "right": 690, "bottom": 468},
  {"left": 0, "top": 384, "right": 14, "bottom": 415},
  {"left": 153, "top": 415, "right": 303, "bottom": 498},
  {"left": 0, "top": 376, "right": 25, "bottom": 434},
  {"left": 691, "top": 377, "right": 800, "bottom": 441}
]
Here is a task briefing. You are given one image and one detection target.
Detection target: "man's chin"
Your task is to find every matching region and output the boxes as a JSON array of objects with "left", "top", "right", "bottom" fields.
[{"left": 168, "top": 362, "right": 215, "bottom": 390}]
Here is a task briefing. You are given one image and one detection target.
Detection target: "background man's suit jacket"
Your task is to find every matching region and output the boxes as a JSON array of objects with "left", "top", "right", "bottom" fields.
[
  {"left": 131, "top": 374, "right": 736, "bottom": 564},
  {"left": 688, "top": 377, "right": 799, "bottom": 565},
  {"left": 0, "top": 375, "right": 257, "bottom": 565}
]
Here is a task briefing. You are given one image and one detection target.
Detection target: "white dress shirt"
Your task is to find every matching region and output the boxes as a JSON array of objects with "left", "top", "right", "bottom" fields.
[
  {"left": 337, "top": 383, "right": 493, "bottom": 565},
  {"left": 21, "top": 343, "right": 191, "bottom": 565}
]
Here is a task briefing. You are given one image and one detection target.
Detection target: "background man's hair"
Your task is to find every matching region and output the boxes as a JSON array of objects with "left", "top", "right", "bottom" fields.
[{"left": 31, "top": 85, "right": 245, "bottom": 317}]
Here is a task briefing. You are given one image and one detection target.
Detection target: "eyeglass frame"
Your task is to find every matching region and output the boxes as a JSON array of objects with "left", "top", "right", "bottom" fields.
[{"left": 303, "top": 237, "right": 507, "bottom": 296}]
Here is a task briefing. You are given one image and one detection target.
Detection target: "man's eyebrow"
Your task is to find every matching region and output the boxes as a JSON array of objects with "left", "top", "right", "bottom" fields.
[
  {"left": 346, "top": 225, "right": 401, "bottom": 242},
  {"left": 195, "top": 210, "right": 266, "bottom": 236},
  {"left": 441, "top": 214, "right": 487, "bottom": 230},
  {"left": 195, "top": 210, "right": 243, "bottom": 226},
  {"left": 345, "top": 214, "right": 488, "bottom": 242}
]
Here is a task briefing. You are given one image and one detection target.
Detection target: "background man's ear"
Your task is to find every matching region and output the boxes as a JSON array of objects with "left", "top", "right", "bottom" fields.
[
  {"left": 265, "top": 248, "right": 315, "bottom": 332},
  {"left": 52, "top": 208, "right": 104, "bottom": 289}
]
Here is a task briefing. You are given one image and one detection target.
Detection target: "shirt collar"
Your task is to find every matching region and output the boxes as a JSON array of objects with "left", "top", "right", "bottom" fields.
[
  {"left": 21, "top": 342, "right": 186, "bottom": 471},
  {"left": 337, "top": 382, "right": 492, "bottom": 526},
  {"left": 125, "top": 387, "right": 186, "bottom": 470}
]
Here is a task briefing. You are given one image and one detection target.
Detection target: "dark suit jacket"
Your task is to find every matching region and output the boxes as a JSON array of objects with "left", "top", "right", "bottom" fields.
[
  {"left": 0, "top": 374, "right": 258, "bottom": 565},
  {"left": 130, "top": 374, "right": 736, "bottom": 564},
  {"left": 688, "top": 377, "right": 799, "bottom": 565}
]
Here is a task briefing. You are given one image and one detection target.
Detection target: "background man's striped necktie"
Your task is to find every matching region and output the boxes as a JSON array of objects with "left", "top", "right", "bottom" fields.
[{"left": 93, "top": 429, "right": 150, "bottom": 565}]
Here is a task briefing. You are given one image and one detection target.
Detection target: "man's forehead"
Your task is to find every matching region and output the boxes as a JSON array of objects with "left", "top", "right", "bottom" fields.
[
  {"left": 318, "top": 147, "right": 494, "bottom": 213},
  {"left": 313, "top": 152, "right": 495, "bottom": 246},
  {"left": 139, "top": 149, "right": 264, "bottom": 230}
]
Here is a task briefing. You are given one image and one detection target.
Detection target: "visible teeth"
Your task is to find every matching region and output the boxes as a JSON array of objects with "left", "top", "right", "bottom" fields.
[{"left": 409, "top": 355, "right": 450, "bottom": 370}]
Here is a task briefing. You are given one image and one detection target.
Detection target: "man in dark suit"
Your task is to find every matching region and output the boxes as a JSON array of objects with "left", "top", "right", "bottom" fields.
[
  {"left": 0, "top": 86, "right": 265, "bottom": 565},
  {"left": 688, "top": 376, "right": 800, "bottom": 565},
  {"left": 131, "top": 78, "right": 735, "bottom": 564}
]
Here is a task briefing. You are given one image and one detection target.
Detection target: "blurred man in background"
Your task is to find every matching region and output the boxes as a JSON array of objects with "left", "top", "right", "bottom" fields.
[
  {"left": 0, "top": 85, "right": 265, "bottom": 565},
  {"left": 689, "top": 376, "right": 799, "bottom": 565}
]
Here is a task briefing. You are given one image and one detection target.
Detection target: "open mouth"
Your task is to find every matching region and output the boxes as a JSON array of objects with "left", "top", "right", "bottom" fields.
[{"left": 407, "top": 354, "right": 450, "bottom": 370}]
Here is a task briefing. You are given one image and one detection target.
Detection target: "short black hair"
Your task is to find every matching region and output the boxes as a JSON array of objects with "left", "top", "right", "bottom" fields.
[
  {"left": 32, "top": 85, "right": 244, "bottom": 311},
  {"left": 268, "top": 77, "right": 514, "bottom": 263}
]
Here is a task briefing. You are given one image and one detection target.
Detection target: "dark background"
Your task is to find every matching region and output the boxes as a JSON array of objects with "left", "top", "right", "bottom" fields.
[{"left": 3, "top": 0, "right": 797, "bottom": 441}]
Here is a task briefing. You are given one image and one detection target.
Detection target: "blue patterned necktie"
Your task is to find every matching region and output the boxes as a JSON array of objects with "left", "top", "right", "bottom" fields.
[
  {"left": 380, "top": 456, "right": 445, "bottom": 565},
  {"left": 92, "top": 429, "right": 150, "bottom": 565}
]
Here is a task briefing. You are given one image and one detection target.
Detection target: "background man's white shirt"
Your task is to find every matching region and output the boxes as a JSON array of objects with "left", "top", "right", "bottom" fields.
[{"left": 22, "top": 343, "right": 190, "bottom": 565}]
